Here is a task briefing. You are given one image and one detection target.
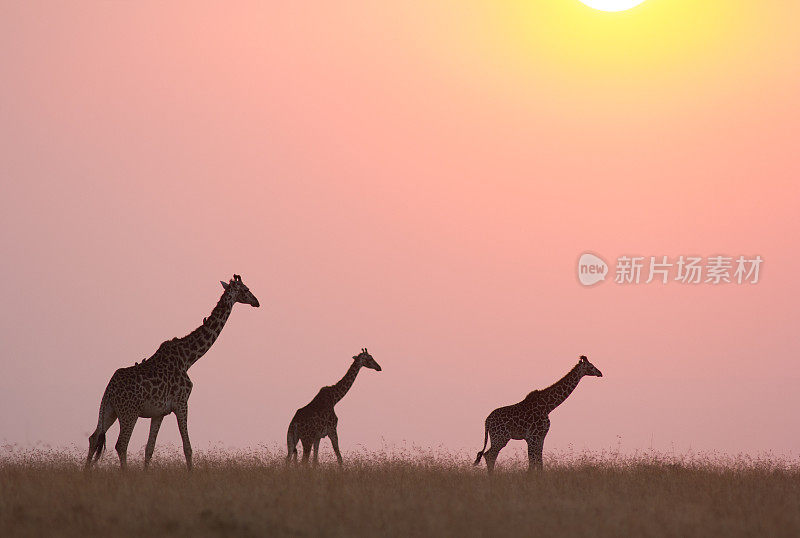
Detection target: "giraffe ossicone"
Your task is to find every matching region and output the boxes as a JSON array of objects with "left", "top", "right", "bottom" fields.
[
  {"left": 474, "top": 355, "right": 603, "bottom": 473},
  {"left": 84, "top": 274, "right": 261, "bottom": 472}
]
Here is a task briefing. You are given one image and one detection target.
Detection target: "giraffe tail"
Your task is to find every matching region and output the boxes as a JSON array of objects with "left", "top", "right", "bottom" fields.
[
  {"left": 474, "top": 421, "right": 489, "bottom": 466},
  {"left": 89, "top": 392, "right": 110, "bottom": 463},
  {"left": 93, "top": 431, "right": 106, "bottom": 462},
  {"left": 286, "top": 420, "right": 299, "bottom": 462}
]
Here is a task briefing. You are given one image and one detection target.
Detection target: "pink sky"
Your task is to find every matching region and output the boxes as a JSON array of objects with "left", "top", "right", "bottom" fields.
[{"left": 1, "top": 1, "right": 799, "bottom": 458}]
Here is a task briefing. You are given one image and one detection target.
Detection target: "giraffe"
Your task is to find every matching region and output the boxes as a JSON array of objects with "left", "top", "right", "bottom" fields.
[
  {"left": 286, "top": 348, "right": 381, "bottom": 466},
  {"left": 83, "top": 274, "right": 260, "bottom": 471},
  {"left": 474, "top": 355, "right": 603, "bottom": 473}
]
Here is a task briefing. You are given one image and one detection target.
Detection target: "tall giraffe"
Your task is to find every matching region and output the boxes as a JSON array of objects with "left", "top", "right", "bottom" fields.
[
  {"left": 286, "top": 348, "right": 381, "bottom": 466},
  {"left": 474, "top": 355, "right": 602, "bottom": 473},
  {"left": 84, "top": 274, "right": 260, "bottom": 471}
]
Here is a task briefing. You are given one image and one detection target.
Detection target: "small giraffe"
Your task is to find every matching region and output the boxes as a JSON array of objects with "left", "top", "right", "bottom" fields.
[
  {"left": 84, "top": 274, "right": 260, "bottom": 471},
  {"left": 474, "top": 355, "right": 603, "bottom": 473},
  {"left": 286, "top": 348, "right": 381, "bottom": 466}
]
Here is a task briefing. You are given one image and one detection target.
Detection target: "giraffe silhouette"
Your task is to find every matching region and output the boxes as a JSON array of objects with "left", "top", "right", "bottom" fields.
[
  {"left": 286, "top": 348, "right": 381, "bottom": 466},
  {"left": 474, "top": 355, "right": 603, "bottom": 473},
  {"left": 84, "top": 274, "right": 260, "bottom": 471}
]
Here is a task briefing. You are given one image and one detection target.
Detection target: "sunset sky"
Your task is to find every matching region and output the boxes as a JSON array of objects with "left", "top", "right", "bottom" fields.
[{"left": 1, "top": 1, "right": 799, "bottom": 459}]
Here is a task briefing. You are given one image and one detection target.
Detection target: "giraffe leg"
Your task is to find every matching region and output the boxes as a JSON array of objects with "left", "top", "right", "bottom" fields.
[
  {"left": 144, "top": 415, "right": 164, "bottom": 469},
  {"left": 115, "top": 416, "right": 137, "bottom": 471},
  {"left": 300, "top": 439, "right": 312, "bottom": 464},
  {"left": 312, "top": 438, "right": 321, "bottom": 467},
  {"left": 175, "top": 405, "right": 193, "bottom": 471},
  {"left": 528, "top": 432, "right": 547, "bottom": 471},
  {"left": 484, "top": 435, "right": 510, "bottom": 475},
  {"left": 329, "top": 428, "right": 343, "bottom": 466},
  {"left": 527, "top": 434, "right": 546, "bottom": 472},
  {"left": 527, "top": 418, "right": 549, "bottom": 472}
]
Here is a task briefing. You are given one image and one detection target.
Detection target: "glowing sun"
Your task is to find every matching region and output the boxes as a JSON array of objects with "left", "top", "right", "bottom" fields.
[{"left": 578, "top": 0, "right": 646, "bottom": 12}]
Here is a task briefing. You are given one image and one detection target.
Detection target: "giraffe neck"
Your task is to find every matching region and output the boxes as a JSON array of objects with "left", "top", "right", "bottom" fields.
[
  {"left": 537, "top": 364, "right": 584, "bottom": 413},
  {"left": 331, "top": 361, "right": 362, "bottom": 405},
  {"left": 175, "top": 290, "right": 236, "bottom": 371}
]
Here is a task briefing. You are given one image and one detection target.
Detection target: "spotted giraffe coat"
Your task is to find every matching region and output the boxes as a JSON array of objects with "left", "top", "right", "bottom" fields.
[
  {"left": 475, "top": 355, "right": 603, "bottom": 473},
  {"left": 286, "top": 350, "right": 381, "bottom": 465},
  {"left": 84, "top": 275, "right": 259, "bottom": 471}
]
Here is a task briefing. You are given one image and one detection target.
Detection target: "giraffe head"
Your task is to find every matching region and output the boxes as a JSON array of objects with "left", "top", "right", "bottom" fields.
[
  {"left": 220, "top": 274, "right": 260, "bottom": 307},
  {"left": 353, "top": 348, "right": 382, "bottom": 371},
  {"left": 578, "top": 355, "right": 603, "bottom": 377}
]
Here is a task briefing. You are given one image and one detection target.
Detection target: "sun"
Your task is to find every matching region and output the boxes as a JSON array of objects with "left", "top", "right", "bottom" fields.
[{"left": 578, "top": 0, "right": 647, "bottom": 12}]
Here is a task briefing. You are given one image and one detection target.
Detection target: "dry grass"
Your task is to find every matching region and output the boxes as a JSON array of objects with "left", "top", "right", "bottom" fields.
[{"left": 1, "top": 446, "right": 799, "bottom": 537}]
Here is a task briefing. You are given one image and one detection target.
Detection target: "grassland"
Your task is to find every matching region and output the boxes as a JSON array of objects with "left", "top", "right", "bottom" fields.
[{"left": 1, "top": 446, "right": 799, "bottom": 537}]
